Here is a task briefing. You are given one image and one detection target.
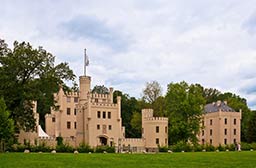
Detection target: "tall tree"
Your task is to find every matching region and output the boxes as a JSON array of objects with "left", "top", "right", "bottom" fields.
[
  {"left": 0, "top": 39, "right": 75, "bottom": 131},
  {"left": 0, "top": 98, "right": 14, "bottom": 151},
  {"left": 165, "top": 81, "right": 205, "bottom": 145},
  {"left": 142, "top": 81, "right": 162, "bottom": 104},
  {"left": 92, "top": 85, "right": 109, "bottom": 94}
]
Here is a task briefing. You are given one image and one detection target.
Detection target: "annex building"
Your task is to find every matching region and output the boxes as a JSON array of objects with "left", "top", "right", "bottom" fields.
[{"left": 199, "top": 101, "right": 242, "bottom": 146}]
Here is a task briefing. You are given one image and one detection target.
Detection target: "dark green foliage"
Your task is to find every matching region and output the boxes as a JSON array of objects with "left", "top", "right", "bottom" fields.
[
  {"left": 77, "top": 143, "right": 94, "bottom": 153},
  {"left": 56, "top": 144, "right": 74, "bottom": 153},
  {"left": 166, "top": 82, "right": 206, "bottom": 145},
  {"left": 92, "top": 85, "right": 109, "bottom": 94},
  {"left": 95, "top": 146, "right": 115, "bottom": 153},
  {"left": 169, "top": 141, "right": 192, "bottom": 152},
  {"left": 0, "top": 39, "right": 75, "bottom": 131},
  {"left": 56, "top": 136, "right": 63, "bottom": 146},
  {"left": 158, "top": 146, "right": 168, "bottom": 152}
]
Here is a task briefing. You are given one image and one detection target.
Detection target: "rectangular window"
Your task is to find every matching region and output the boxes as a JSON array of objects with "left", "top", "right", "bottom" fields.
[
  {"left": 74, "top": 97, "right": 79, "bottom": 103},
  {"left": 108, "top": 112, "right": 111, "bottom": 119},
  {"left": 202, "top": 139, "right": 205, "bottom": 145},
  {"left": 156, "top": 126, "right": 159, "bottom": 133},
  {"left": 67, "top": 108, "right": 71, "bottom": 115},
  {"left": 210, "top": 119, "right": 212, "bottom": 125},
  {"left": 52, "top": 117, "right": 55, "bottom": 122},
  {"left": 165, "top": 138, "right": 167, "bottom": 145},
  {"left": 210, "top": 139, "right": 212, "bottom": 145},
  {"left": 165, "top": 126, "right": 167, "bottom": 133},
  {"left": 67, "top": 97, "right": 71, "bottom": 103},
  {"left": 224, "top": 118, "right": 227, "bottom": 125},
  {"left": 202, "top": 130, "right": 204, "bottom": 136},
  {"left": 224, "top": 139, "right": 227, "bottom": 145},
  {"left": 97, "top": 124, "right": 100, "bottom": 130},
  {"left": 74, "top": 122, "right": 77, "bottom": 129},
  {"left": 234, "top": 119, "right": 236, "bottom": 125},
  {"left": 95, "top": 98, "right": 98, "bottom": 103},
  {"left": 234, "top": 129, "right": 236, "bottom": 135},
  {"left": 210, "top": 129, "right": 213, "bottom": 136},
  {"left": 156, "top": 138, "right": 159, "bottom": 145},
  {"left": 103, "top": 111, "right": 106, "bottom": 119},
  {"left": 109, "top": 125, "right": 112, "bottom": 130},
  {"left": 97, "top": 111, "right": 101, "bottom": 118},
  {"left": 67, "top": 121, "right": 71, "bottom": 129},
  {"left": 74, "top": 108, "right": 77, "bottom": 115},
  {"left": 224, "top": 129, "right": 227, "bottom": 135},
  {"left": 234, "top": 139, "right": 236, "bottom": 143}
]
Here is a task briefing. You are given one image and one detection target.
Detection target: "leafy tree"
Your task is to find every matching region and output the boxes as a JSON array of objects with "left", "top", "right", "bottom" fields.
[
  {"left": 92, "top": 85, "right": 109, "bottom": 94},
  {"left": 165, "top": 81, "right": 205, "bottom": 145},
  {"left": 142, "top": 81, "right": 162, "bottom": 104},
  {"left": 113, "top": 90, "right": 141, "bottom": 138},
  {"left": 130, "top": 111, "right": 142, "bottom": 136},
  {"left": 0, "top": 98, "right": 14, "bottom": 151},
  {"left": 247, "top": 111, "right": 256, "bottom": 143},
  {"left": 0, "top": 39, "right": 75, "bottom": 131}
]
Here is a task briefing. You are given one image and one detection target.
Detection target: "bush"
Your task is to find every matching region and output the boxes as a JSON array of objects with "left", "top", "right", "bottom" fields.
[
  {"left": 205, "top": 144, "right": 215, "bottom": 152},
  {"left": 226, "top": 144, "right": 235, "bottom": 151},
  {"left": 170, "top": 141, "right": 192, "bottom": 152},
  {"left": 77, "top": 143, "right": 94, "bottom": 153},
  {"left": 56, "top": 144, "right": 74, "bottom": 153},
  {"left": 95, "top": 146, "right": 115, "bottom": 153},
  {"left": 241, "top": 142, "right": 251, "bottom": 151},
  {"left": 192, "top": 144, "right": 203, "bottom": 152},
  {"left": 159, "top": 146, "right": 168, "bottom": 152},
  {"left": 56, "top": 137, "right": 63, "bottom": 146},
  {"left": 217, "top": 144, "right": 226, "bottom": 151}
]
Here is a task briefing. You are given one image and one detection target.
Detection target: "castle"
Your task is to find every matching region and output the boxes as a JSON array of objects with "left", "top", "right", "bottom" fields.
[
  {"left": 17, "top": 51, "right": 241, "bottom": 151},
  {"left": 44, "top": 75, "right": 168, "bottom": 152}
]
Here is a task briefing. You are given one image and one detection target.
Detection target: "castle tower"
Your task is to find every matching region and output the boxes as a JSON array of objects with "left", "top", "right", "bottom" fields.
[{"left": 142, "top": 109, "right": 168, "bottom": 152}]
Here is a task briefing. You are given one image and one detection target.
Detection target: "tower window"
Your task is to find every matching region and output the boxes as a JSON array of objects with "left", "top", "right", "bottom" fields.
[
  {"left": 67, "top": 121, "right": 71, "bottom": 129},
  {"left": 74, "top": 108, "right": 77, "bottom": 115},
  {"left": 108, "top": 112, "right": 111, "bottom": 119},
  {"left": 67, "top": 108, "right": 71, "bottom": 115},
  {"left": 103, "top": 111, "right": 106, "bottom": 119},
  {"left": 156, "top": 138, "right": 159, "bottom": 145},
  {"left": 97, "top": 111, "right": 101, "bottom": 118},
  {"left": 224, "top": 129, "right": 227, "bottom": 135},
  {"left": 109, "top": 125, "right": 112, "bottom": 130},
  {"left": 234, "top": 129, "right": 236, "bottom": 135},
  {"left": 52, "top": 117, "right": 55, "bottom": 122},
  {"left": 74, "top": 97, "right": 79, "bottom": 103},
  {"left": 210, "top": 129, "right": 213, "bottom": 136},
  {"left": 224, "top": 118, "right": 227, "bottom": 125},
  {"left": 234, "top": 119, "right": 236, "bottom": 125},
  {"left": 224, "top": 139, "right": 227, "bottom": 145},
  {"left": 97, "top": 124, "right": 100, "bottom": 130},
  {"left": 210, "top": 119, "right": 213, "bottom": 125},
  {"left": 74, "top": 122, "right": 77, "bottom": 129},
  {"left": 156, "top": 126, "right": 159, "bottom": 133}
]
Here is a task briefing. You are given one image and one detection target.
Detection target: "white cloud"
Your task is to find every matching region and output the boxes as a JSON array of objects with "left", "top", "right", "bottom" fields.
[{"left": 1, "top": 0, "right": 256, "bottom": 109}]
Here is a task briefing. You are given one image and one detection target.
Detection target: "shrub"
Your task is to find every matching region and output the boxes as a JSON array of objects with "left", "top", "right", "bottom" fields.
[
  {"left": 56, "top": 137, "right": 63, "bottom": 146},
  {"left": 56, "top": 144, "right": 74, "bottom": 153},
  {"left": 241, "top": 142, "right": 251, "bottom": 151},
  {"left": 159, "top": 146, "right": 168, "bottom": 152},
  {"left": 205, "top": 144, "right": 215, "bottom": 152},
  {"left": 77, "top": 143, "right": 94, "bottom": 153},
  {"left": 95, "top": 146, "right": 115, "bottom": 153},
  {"left": 217, "top": 144, "right": 226, "bottom": 151},
  {"left": 170, "top": 141, "right": 192, "bottom": 152}
]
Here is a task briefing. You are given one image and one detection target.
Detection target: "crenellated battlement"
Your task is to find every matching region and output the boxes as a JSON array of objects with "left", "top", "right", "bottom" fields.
[
  {"left": 144, "top": 117, "right": 168, "bottom": 122},
  {"left": 66, "top": 91, "right": 79, "bottom": 97},
  {"left": 90, "top": 93, "right": 111, "bottom": 99},
  {"left": 122, "top": 138, "right": 145, "bottom": 142},
  {"left": 91, "top": 103, "right": 118, "bottom": 107}
]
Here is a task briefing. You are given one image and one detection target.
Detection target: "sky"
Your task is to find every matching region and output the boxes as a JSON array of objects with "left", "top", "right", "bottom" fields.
[{"left": 1, "top": 0, "right": 256, "bottom": 109}]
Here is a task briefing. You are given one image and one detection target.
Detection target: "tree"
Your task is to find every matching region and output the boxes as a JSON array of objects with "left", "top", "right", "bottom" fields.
[
  {"left": 130, "top": 111, "right": 142, "bottom": 136},
  {"left": 165, "top": 81, "right": 205, "bottom": 145},
  {"left": 0, "top": 98, "right": 14, "bottom": 151},
  {"left": 247, "top": 111, "right": 256, "bottom": 143},
  {"left": 113, "top": 90, "right": 141, "bottom": 138},
  {"left": 92, "top": 85, "right": 109, "bottom": 94},
  {"left": 142, "top": 81, "right": 162, "bottom": 104},
  {"left": 0, "top": 39, "right": 75, "bottom": 131}
]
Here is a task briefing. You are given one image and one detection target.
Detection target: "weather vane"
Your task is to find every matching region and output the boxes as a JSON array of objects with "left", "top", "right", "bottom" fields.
[{"left": 84, "top": 48, "right": 89, "bottom": 76}]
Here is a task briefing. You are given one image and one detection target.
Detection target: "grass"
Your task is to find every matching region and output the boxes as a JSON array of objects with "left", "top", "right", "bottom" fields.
[{"left": 0, "top": 152, "right": 256, "bottom": 168}]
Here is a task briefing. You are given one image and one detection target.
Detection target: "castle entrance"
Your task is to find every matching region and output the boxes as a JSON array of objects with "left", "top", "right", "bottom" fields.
[{"left": 99, "top": 136, "right": 108, "bottom": 146}]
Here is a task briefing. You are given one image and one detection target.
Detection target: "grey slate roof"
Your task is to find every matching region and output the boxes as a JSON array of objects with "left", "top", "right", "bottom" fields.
[{"left": 204, "top": 101, "right": 236, "bottom": 113}]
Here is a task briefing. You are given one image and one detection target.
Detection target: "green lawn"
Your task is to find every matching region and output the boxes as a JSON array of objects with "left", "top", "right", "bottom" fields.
[{"left": 0, "top": 152, "right": 256, "bottom": 168}]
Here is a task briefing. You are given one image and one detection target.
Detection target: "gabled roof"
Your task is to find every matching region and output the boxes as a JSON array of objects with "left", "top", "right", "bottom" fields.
[{"left": 204, "top": 101, "right": 236, "bottom": 113}]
